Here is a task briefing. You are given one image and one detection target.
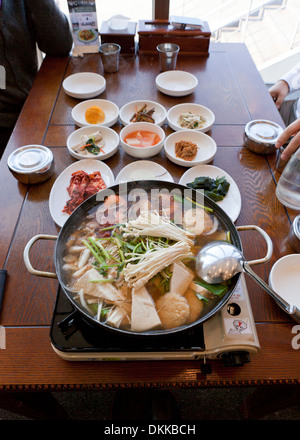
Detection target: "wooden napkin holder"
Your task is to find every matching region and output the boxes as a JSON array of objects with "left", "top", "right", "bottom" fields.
[
  {"left": 99, "top": 21, "right": 137, "bottom": 54},
  {"left": 138, "top": 20, "right": 211, "bottom": 56}
]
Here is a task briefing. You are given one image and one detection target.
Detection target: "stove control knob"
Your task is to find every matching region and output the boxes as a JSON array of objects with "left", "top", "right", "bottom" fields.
[{"left": 221, "top": 351, "right": 250, "bottom": 367}]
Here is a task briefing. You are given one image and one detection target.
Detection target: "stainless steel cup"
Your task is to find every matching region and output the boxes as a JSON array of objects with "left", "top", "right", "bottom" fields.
[
  {"left": 157, "top": 43, "right": 180, "bottom": 72},
  {"left": 99, "top": 43, "right": 121, "bottom": 73}
]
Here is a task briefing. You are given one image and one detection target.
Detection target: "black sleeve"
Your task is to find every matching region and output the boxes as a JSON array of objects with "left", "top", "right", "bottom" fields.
[{"left": 25, "top": 0, "right": 73, "bottom": 56}]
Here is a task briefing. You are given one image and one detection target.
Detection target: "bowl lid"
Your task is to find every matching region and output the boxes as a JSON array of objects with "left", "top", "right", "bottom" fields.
[
  {"left": 245, "top": 120, "right": 283, "bottom": 144},
  {"left": 7, "top": 145, "right": 53, "bottom": 174}
]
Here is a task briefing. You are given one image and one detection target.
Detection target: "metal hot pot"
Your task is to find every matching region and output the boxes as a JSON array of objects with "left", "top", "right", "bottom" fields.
[{"left": 23, "top": 181, "right": 272, "bottom": 337}]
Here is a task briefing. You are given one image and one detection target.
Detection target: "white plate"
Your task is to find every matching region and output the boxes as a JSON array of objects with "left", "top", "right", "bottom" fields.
[
  {"left": 63, "top": 73, "right": 106, "bottom": 99},
  {"left": 119, "top": 100, "right": 167, "bottom": 127},
  {"left": 49, "top": 159, "right": 115, "bottom": 227},
  {"left": 167, "top": 103, "right": 215, "bottom": 133},
  {"left": 164, "top": 130, "right": 217, "bottom": 167},
  {"left": 66, "top": 125, "right": 119, "bottom": 160},
  {"left": 179, "top": 165, "right": 242, "bottom": 222},
  {"left": 71, "top": 99, "right": 119, "bottom": 128},
  {"left": 269, "top": 254, "right": 300, "bottom": 310},
  {"left": 155, "top": 71, "right": 198, "bottom": 97},
  {"left": 115, "top": 160, "right": 174, "bottom": 183}
]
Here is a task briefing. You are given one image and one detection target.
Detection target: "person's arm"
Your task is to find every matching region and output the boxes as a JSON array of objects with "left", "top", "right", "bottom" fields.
[
  {"left": 25, "top": 0, "right": 73, "bottom": 56},
  {"left": 280, "top": 61, "right": 300, "bottom": 94},
  {"left": 275, "top": 118, "right": 300, "bottom": 160},
  {"left": 269, "top": 61, "right": 300, "bottom": 109}
]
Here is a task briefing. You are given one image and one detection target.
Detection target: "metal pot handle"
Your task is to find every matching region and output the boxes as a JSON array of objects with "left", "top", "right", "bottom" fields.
[
  {"left": 23, "top": 234, "right": 58, "bottom": 279},
  {"left": 236, "top": 225, "right": 273, "bottom": 266}
]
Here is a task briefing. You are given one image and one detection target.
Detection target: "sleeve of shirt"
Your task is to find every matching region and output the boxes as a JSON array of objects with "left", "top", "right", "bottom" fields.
[
  {"left": 280, "top": 61, "right": 300, "bottom": 93},
  {"left": 25, "top": 0, "right": 73, "bottom": 56}
]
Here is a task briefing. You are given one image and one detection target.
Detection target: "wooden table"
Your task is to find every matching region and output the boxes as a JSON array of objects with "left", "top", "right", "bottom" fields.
[{"left": 0, "top": 43, "right": 299, "bottom": 419}]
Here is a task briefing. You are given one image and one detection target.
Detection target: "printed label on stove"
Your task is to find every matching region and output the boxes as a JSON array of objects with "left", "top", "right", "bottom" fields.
[
  {"left": 230, "top": 284, "right": 245, "bottom": 302},
  {"left": 224, "top": 317, "right": 253, "bottom": 339}
]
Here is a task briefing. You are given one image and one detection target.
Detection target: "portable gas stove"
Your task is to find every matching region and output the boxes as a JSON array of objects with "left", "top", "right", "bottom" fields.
[{"left": 50, "top": 274, "right": 260, "bottom": 371}]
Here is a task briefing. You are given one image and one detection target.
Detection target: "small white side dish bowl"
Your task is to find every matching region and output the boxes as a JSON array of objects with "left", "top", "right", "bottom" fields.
[
  {"left": 268, "top": 254, "right": 300, "bottom": 310},
  {"left": 63, "top": 72, "right": 106, "bottom": 99},
  {"left": 120, "top": 122, "right": 165, "bottom": 158},
  {"left": 66, "top": 125, "right": 119, "bottom": 160},
  {"left": 167, "top": 103, "right": 215, "bottom": 133},
  {"left": 119, "top": 100, "right": 167, "bottom": 126},
  {"left": 155, "top": 71, "right": 198, "bottom": 97},
  {"left": 71, "top": 99, "right": 119, "bottom": 128},
  {"left": 164, "top": 130, "right": 217, "bottom": 167}
]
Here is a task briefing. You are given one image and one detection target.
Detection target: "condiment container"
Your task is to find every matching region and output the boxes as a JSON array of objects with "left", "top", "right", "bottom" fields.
[
  {"left": 244, "top": 119, "right": 283, "bottom": 154},
  {"left": 289, "top": 215, "right": 300, "bottom": 253},
  {"left": 7, "top": 145, "right": 54, "bottom": 184}
]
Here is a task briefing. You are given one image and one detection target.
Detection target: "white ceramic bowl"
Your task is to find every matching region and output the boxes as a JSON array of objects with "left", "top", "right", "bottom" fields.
[
  {"left": 63, "top": 72, "right": 106, "bottom": 99},
  {"left": 119, "top": 100, "right": 167, "bottom": 127},
  {"left": 155, "top": 70, "right": 198, "bottom": 97},
  {"left": 269, "top": 254, "right": 300, "bottom": 310},
  {"left": 66, "top": 125, "right": 119, "bottom": 160},
  {"left": 167, "top": 103, "right": 215, "bottom": 133},
  {"left": 164, "top": 130, "right": 217, "bottom": 167},
  {"left": 120, "top": 122, "right": 165, "bottom": 158},
  {"left": 71, "top": 99, "right": 119, "bottom": 128}
]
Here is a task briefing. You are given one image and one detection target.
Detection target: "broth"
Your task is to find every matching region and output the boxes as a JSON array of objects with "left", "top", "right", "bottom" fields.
[{"left": 124, "top": 130, "right": 161, "bottom": 147}]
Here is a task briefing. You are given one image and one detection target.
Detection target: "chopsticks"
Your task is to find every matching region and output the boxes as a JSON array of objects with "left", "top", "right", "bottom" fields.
[{"left": 0, "top": 269, "right": 7, "bottom": 316}]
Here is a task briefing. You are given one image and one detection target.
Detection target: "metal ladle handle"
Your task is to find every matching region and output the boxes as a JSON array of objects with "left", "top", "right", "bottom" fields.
[
  {"left": 237, "top": 225, "right": 300, "bottom": 322},
  {"left": 243, "top": 261, "right": 300, "bottom": 322}
]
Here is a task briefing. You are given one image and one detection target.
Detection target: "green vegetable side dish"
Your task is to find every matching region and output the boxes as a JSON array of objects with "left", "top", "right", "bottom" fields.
[
  {"left": 186, "top": 176, "right": 230, "bottom": 202},
  {"left": 81, "top": 138, "right": 103, "bottom": 155}
]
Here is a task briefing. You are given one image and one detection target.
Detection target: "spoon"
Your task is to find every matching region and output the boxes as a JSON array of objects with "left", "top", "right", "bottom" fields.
[{"left": 196, "top": 240, "right": 300, "bottom": 322}]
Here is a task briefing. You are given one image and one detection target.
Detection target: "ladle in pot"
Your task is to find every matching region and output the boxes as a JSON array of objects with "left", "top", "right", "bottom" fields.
[{"left": 196, "top": 240, "right": 300, "bottom": 323}]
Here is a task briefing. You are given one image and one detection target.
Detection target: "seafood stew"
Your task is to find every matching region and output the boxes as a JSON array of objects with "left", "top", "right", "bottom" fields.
[{"left": 56, "top": 182, "right": 242, "bottom": 336}]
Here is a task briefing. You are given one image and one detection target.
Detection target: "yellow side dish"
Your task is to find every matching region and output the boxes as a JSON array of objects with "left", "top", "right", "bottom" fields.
[{"left": 85, "top": 106, "right": 105, "bottom": 124}]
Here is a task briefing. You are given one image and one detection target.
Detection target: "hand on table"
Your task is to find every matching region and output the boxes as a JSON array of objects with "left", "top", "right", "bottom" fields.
[
  {"left": 269, "top": 80, "right": 290, "bottom": 109},
  {"left": 275, "top": 118, "right": 300, "bottom": 161}
]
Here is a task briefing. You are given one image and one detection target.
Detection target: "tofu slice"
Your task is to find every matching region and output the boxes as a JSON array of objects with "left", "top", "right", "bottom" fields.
[
  {"left": 131, "top": 286, "right": 161, "bottom": 332},
  {"left": 170, "top": 262, "right": 194, "bottom": 295},
  {"left": 73, "top": 268, "right": 122, "bottom": 302}
]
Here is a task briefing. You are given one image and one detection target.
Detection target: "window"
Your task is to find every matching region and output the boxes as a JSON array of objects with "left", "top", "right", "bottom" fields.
[
  {"left": 57, "top": 0, "right": 300, "bottom": 81},
  {"left": 168, "top": 0, "right": 300, "bottom": 79}
]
